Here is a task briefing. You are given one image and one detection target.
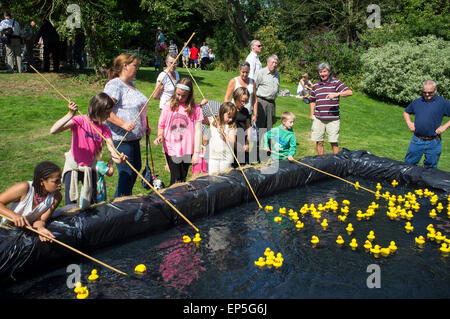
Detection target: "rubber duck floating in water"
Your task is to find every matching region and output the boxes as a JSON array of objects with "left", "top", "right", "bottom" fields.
[
  {"left": 342, "top": 199, "right": 350, "bottom": 206},
  {"left": 349, "top": 238, "right": 358, "bottom": 251},
  {"left": 380, "top": 247, "right": 390, "bottom": 258},
  {"left": 274, "top": 216, "right": 282, "bottom": 223},
  {"left": 405, "top": 222, "right": 414, "bottom": 234},
  {"left": 370, "top": 245, "right": 381, "bottom": 258},
  {"left": 336, "top": 235, "right": 344, "bottom": 248},
  {"left": 311, "top": 236, "right": 319, "bottom": 248},
  {"left": 265, "top": 205, "right": 274, "bottom": 211},
  {"left": 346, "top": 223, "right": 354, "bottom": 236},
  {"left": 429, "top": 209, "right": 437, "bottom": 219},
  {"left": 74, "top": 282, "right": 89, "bottom": 299},
  {"left": 134, "top": 264, "right": 147, "bottom": 274},
  {"left": 389, "top": 241, "right": 398, "bottom": 254},
  {"left": 391, "top": 180, "right": 398, "bottom": 187},
  {"left": 376, "top": 183, "right": 382, "bottom": 191},
  {"left": 254, "top": 257, "right": 266, "bottom": 268},
  {"left": 183, "top": 235, "right": 191, "bottom": 244},
  {"left": 440, "top": 243, "right": 450, "bottom": 257},
  {"left": 193, "top": 233, "right": 202, "bottom": 245},
  {"left": 435, "top": 232, "right": 445, "bottom": 244},
  {"left": 88, "top": 269, "right": 98, "bottom": 281},
  {"left": 415, "top": 236, "right": 425, "bottom": 248},
  {"left": 367, "top": 231, "right": 375, "bottom": 242},
  {"left": 321, "top": 219, "right": 328, "bottom": 230},
  {"left": 296, "top": 221, "right": 304, "bottom": 231},
  {"left": 354, "top": 181, "right": 360, "bottom": 190}
]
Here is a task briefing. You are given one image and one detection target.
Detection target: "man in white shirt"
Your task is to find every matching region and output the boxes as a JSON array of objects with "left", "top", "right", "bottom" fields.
[
  {"left": 0, "top": 11, "right": 22, "bottom": 73},
  {"left": 245, "top": 39, "right": 262, "bottom": 80},
  {"left": 199, "top": 41, "right": 209, "bottom": 70}
]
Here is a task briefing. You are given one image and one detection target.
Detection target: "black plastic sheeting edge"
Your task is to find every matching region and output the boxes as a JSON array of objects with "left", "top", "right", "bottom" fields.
[{"left": 1, "top": 149, "right": 449, "bottom": 283}]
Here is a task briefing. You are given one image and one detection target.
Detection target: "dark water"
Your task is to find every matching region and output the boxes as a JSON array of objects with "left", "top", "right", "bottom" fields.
[{"left": 3, "top": 179, "right": 450, "bottom": 299}]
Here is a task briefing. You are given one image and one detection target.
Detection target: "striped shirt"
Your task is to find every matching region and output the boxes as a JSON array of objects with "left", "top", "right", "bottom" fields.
[{"left": 309, "top": 77, "right": 349, "bottom": 121}]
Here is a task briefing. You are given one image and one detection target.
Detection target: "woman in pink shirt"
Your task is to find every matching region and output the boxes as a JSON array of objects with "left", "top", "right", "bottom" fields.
[
  {"left": 50, "top": 93, "right": 126, "bottom": 208},
  {"left": 154, "top": 78, "right": 204, "bottom": 185}
]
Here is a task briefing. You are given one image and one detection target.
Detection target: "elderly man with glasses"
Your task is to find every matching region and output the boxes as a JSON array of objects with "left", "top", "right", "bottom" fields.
[{"left": 403, "top": 80, "right": 450, "bottom": 168}]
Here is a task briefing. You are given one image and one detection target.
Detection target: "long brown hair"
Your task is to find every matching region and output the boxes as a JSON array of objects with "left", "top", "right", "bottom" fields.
[
  {"left": 169, "top": 78, "right": 197, "bottom": 117},
  {"left": 107, "top": 53, "right": 140, "bottom": 81},
  {"left": 212, "top": 102, "right": 237, "bottom": 130}
]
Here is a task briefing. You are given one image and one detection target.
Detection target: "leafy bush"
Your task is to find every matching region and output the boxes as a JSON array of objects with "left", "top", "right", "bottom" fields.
[
  {"left": 360, "top": 36, "right": 450, "bottom": 105},
  {"left": 293, "top": 28, "right": 363, "bottom": 84}
]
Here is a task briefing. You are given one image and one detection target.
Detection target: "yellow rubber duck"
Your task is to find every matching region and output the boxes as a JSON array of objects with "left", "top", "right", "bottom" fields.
[
  {"left": 292, "top": 214, "right": 299, "bottom": 222},
  {"left": 388, "top": 241, "right": 398, "bottom": 254},
  {"left": 367, "top": 231, "right": 375, "bottom": 242},
  {"left": 429, "top": 209, "right": 437, "bottom": 219},
  {"left": 391, "top": 179, "right": 398, "bottom": 187},
  {"left": 427, "top": 230, "right": 436, "bottom": 241},
  {"left": 336, "top": 235, "right": 344, "bottom": 248},
  {"left": 254, "top": 257, "right": 266, "bottom": 268},
  {"left": 349, "top": 238, "right": 358, "bottom": 251},
  {"left": 370, "top": 245, "right": 381, "bottom": 258},
  {"left": 183, "top": 235, "right": 191, "bottom": 244},
  {"left": 380, "top": 247, "right": 390, "bottom": 257},
  {"left": 406, "top": 210, "right": 414, "bottom": 220},
  {"left": 134, "top": 264, "right": 147, "bottom": 274},
  {"left": 88, "top": 269, "right": 99, "bottom": 281},
  {"left": 74, "top": 282, "right": 89, "bottom": 299},
  {"left": 415, "top": 236, "right": 425, "bottom": 248},
  {"left": 364, "top": 240, "right": 372, "bottom": 253},
  {"left": 436, "top": 203, "right": 443, "bottom": 212},
  {"left": 376, "top": 183, "right": 382, "bottom": 191},
  {"left": 429, "top": 195, "right": 438, "bottom": 205},
  {"left": 76, "top": 287, "right": 89, "bottom": 299},
  {"left": 321, "top": 219, "right": 328, "bottom": 230},
  {"left": 342, "top": 199, "right": 350, "bottom": 206},
  {"left": 435, "top": 232, "right": 445, "bottom": 244},
  {"left": 356, "top": 210, "right": 364, "bottom": 221},
  {"left": 274, "top": 216, "right": 282, "bottom": 223},
  {"left": 295, "top": 221, "right": 304, "bottom": 231},
  {"left": 264, "top": 205, "right": 274, "bottom": 211},
  {"left": 337, "top": 215, "right": 347, "bottom": 222},
  {"left": 273, "top": 258, "right": 283, "bottom": 269},
  {"left": 440, "top": 243, "right": 450, "bottom": 257},
  {"left": 405, "top": 222, "right": 414, "bottom": 234},
  {"left": 276, "top": 252, "right": 284, "bottom": 262},
  {"left": 279, "top": 207, "right": 287, "bottom": 215},
  {"left": 193, "top": 233, "right": 202, "bottom": 244},
  {"left": 354, "top": 181, "right": 360, "bottom": 190},
  {"left": 264, "top": 248, "right": 272, "bottom": 257},
  {"left": 311, "top": 235, "right": 319, "bottom": 248},
  {"left": 426, "top": 224, "right": 435, "bottom": 232},
  {"left": 375, "top": 191, "right": 381, "bottom": 200},
  {"left": 346, "top": 223, "right": 354, "bottom": 236}
]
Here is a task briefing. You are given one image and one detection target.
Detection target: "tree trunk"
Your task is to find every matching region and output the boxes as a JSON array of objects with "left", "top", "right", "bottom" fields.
[{"left": 226, "top": 0, "right": 251, "bottom": 48}]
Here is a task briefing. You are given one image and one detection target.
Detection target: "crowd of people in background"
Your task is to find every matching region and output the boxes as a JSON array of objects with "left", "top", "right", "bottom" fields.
[
  {"left": 1, "top": 20, "right": 449, "bottom": 240},
  {"left": 0, "top": 11, "right": 86, "bottom": 74}
]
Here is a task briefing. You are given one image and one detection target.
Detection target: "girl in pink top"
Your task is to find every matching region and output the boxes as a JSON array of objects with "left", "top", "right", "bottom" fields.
[
  {"left": 154, "top": 78, "right": 204, "bottom": 185},
  {"left": 50, "top": 93, "right": 126, "bottom": 207}
]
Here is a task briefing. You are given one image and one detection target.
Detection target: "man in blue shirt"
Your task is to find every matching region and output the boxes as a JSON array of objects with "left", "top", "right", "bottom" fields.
[{"left": 403, "top": 80, "right": 450, "bottom": 168}]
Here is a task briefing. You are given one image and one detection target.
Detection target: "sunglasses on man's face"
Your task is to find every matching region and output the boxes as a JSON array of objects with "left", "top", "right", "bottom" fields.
[{"left": 423, "top": 91, "right": 435, "bottom": 95}]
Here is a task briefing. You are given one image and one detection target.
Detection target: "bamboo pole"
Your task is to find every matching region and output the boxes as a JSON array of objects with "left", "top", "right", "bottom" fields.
[
  {"left": 0, "top": 213, "right": 128, "bottom": 276},
  {"left": 268, "top": 150, "right": 376, "bottom": 194}
]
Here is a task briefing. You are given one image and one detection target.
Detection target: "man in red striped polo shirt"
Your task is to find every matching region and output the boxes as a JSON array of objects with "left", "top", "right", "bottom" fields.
[{"left": 309, "top": 62, "right": 353, "bottom": 155}]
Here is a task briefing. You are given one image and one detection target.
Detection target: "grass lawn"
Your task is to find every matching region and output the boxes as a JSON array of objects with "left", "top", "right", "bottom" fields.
[{"left": 0, "top": 68, "right": 448, "bottom": 207}]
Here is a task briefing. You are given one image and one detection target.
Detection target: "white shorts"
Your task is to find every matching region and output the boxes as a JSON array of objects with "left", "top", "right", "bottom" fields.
[{"left": 311, "top": 116, "right": 340, "bottom": 143}]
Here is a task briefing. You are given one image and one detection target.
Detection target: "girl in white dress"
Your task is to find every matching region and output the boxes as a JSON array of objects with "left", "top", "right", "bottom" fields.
[{"left": 207, "top": 102, "right": 238, "bottom": 174}]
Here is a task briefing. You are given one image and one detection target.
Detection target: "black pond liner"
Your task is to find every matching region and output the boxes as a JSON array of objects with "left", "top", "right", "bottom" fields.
[{"left": 1, "top": 149, "right": 449, "bottom": 284}]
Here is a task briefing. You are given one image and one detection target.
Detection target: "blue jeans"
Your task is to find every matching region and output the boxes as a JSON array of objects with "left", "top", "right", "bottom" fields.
[
  {"left": 404, "top": 135, "right": 441, "bottom": 168},
  {"left": 113, "top": 139, "right": 142, "bottom": 198}
]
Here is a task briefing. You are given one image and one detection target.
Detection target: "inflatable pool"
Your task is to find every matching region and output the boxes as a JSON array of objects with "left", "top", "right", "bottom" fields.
[{"left": 1, "top": 149, "right": 449, "bottom": 285}]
